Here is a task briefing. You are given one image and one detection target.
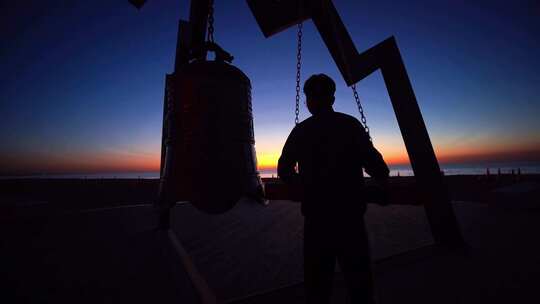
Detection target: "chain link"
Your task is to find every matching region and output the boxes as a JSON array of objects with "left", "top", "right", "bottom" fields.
[
  {"left": 352, "top": 84, "right": 371, "bottom": 141},
  {"left": 295, "top": 22, "right": 303, "bottom": 125},
  {"left": 207, "top": 0, "right": 215, "bottom": 43}
]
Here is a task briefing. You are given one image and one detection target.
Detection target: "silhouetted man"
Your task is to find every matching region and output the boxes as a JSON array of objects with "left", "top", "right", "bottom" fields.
[{"left": 278, "top": 74, "right": 389, "bottom": 304}]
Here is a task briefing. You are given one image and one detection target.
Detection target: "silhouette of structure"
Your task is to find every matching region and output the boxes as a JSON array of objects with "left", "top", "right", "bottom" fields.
[
  {"left": 248, "top": 0, "right": 464, "bottom": 247},
  {"left": 159, "top": 44, "right": 263, "bottom": 215},
  {"left": 131, "top": 0, "right": 464, "bottom": 246},
  {"left": 152, "top": 2, "right": 264, "bottom": 225}
]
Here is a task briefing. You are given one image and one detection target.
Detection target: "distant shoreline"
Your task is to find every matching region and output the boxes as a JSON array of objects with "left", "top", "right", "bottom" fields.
[
  {"left": 3, "top": 162, "right": 539, "bottom": 179},
  {"left": 2, "top": 174, "right": 538, "bottom": 215}
]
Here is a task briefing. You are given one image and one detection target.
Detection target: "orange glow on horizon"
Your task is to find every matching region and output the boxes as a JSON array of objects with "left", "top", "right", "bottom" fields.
[
  {"left": 257, "top": 152, "right": 281, "bottom": 170},
  {"left": 1, "top": 150, "right": 161, "bottom": 175},
  {"left": 255, "top": 144, "right": 540, "bottom": 171},
  {"left": 255, "top": 152, "right": 410, "bottom": 171},
  {"left": 3, "top": 142, "right": 538, "bottom": 175}
]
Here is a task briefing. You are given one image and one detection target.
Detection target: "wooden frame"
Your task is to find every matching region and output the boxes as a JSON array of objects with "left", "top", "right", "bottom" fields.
[
  {"left": 247, "top": 0, "right": 463, "bottom": 246},
  {"left": 158, "top": 0, "right": 463, "bottom": 246}
]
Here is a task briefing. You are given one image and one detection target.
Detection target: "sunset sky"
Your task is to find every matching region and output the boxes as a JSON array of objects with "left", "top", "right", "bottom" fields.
[{"left": 1, "top": 0, "right": 539, "bottom": 175}]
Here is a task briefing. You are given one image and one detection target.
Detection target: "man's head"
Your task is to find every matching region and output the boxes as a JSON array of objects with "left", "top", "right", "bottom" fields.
[{"left": 303, "top": 74, "right": 336, "bottom": 115}]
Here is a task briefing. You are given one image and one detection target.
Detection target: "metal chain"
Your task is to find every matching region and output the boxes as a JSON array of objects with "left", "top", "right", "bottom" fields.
[
  {"left": 207, "top": 0, "right": 215, "bottom": 43},
  {"left": 352, "top": 84, "right": 371, "bottom": 141},
  {"left": 295, "top": 22, "right": 303, "bottom": 125}
]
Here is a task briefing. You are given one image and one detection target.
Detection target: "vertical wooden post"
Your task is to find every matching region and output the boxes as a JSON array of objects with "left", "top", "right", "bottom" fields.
[
  {"left": 157, "top": 0, "right": 211, "bottom": 229},
  {"left": 189, "top": 0, "right": 211, "bottom": 59}
]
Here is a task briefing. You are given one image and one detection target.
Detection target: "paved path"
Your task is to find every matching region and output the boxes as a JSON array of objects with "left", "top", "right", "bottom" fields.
[
  {"left": 172, "top": 199, "right": 435, "bottom": 302},
  {"left": 173, "top": 200, "right": 540, "bottom": 303}
]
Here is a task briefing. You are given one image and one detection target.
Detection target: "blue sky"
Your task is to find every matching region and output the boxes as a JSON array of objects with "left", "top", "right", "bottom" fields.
[{"left": 1, "top": 0, "right": 539, "bottom": 174}]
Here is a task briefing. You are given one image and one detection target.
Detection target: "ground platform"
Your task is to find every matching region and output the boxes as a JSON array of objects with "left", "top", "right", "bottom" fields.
[{"left": 3, "top": 196, "right": 540, "bottom": 303}]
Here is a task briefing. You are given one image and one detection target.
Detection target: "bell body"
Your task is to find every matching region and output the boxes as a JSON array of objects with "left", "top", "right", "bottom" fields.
[{"left": 162, "top": 59, "right": 262, "bottom": 214}]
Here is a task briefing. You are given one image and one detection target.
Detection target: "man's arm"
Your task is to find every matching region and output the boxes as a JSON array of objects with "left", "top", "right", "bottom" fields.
[
  {"left": 352, "top": 122, "right": 390, "bottom": 205},
  {"left": 277, "top": 126, "right": 301, "bottom": 185},
  {"left": 355, "top": 123, "right": 390, "bottom": 184},
  {"left": 364, "top": 145, "right": 390, "bottom": 184}
]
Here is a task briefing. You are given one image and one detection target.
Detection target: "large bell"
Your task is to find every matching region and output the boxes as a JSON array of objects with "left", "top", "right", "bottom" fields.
[{"left": 161, "top": 53, "right": 263, "bottom": 214}]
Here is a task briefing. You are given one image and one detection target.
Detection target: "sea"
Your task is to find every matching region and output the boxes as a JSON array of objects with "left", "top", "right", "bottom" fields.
[{"left": 3, "top": 162, "right": 540, "bottom": 179}]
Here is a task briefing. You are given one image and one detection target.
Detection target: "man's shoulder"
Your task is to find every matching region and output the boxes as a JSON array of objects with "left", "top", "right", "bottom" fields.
[
  {"left": 333, "top": 111, "right": 363, "bottom": 127},
  {"left": 297, "top": 111, "right": 361, "bottom": 128},
  {"left": 333, "top": 111, "right": 359, "bottom": 121},
  {"left": 302, "top": 111, "right": 359, "bottom": 120},
  {"left": 295, "top": 115, "right": 315, "bottom": 129}
]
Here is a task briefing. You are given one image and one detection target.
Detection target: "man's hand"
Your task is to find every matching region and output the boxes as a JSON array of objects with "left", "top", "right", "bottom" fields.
[{"left": 365, "top": 180, "right": 390, "bottom": 206}]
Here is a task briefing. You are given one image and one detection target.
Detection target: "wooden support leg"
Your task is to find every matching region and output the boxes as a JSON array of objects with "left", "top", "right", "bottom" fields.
[
  {"left": 379, "top": 38, "right": 464, "bottom": 247},
  {"left": 156, "top": 19, "right": 193, "bottom": 230}
]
